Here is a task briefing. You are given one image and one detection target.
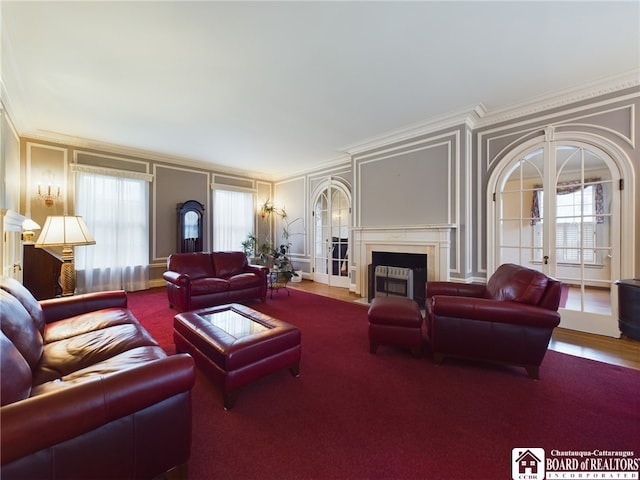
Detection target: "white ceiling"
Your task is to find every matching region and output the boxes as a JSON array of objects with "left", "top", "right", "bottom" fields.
[{"left": 2, "top": 1, "right": 639, "bottom": 179}]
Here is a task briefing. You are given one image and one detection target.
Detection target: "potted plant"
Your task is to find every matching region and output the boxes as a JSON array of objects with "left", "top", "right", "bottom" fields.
[
  {"left": 241, "top": 233, "right": 273, "bottom": 266},
  {"left": 244, "top": 204, "right": 303, "bottom": 282},
  {"left": 271, "top": 243, "right": 298, "bottom": 282},
  {"left": 270, "top": 207, "right": 303, "bottom": 282}
]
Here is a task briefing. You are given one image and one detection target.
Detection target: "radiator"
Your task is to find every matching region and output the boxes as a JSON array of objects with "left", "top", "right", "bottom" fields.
[{"left": 374, "top": 265, "right": 414, "bottom": 299}]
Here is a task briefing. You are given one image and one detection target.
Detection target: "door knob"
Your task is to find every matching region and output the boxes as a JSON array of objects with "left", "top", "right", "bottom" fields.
[{"left": 543, "top": 255, "right": 549, "bottom": 265}]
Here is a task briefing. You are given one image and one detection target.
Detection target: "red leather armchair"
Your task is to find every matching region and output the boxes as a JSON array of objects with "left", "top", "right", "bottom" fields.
[{"left": 426, "top": 263, "right": 562, "bottom": 379}]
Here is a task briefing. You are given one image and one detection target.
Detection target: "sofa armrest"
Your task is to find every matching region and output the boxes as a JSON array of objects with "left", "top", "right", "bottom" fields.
[
  {"left": 431, "top": 296, "right": 560, "bottom": 328},
  {"left": 163, "top": 270, "right": 192, "bottom": 287},
  {"left": 40, "top": 290, "right": 128, "bottom": 324},
  {"left": 1, "top": 354, "right": 195, "bottom": 465},
  {"left": 427, "top": 282, "right": 486, "bottom": 299},
  {"left": 245, "top": 264, "right": 269, "bottom": 277}
]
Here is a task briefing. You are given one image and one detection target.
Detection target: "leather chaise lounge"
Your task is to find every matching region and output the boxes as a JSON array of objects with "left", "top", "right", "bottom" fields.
[
  {"left": 0, "top": 276, "right": 195, "bottom": 480},
  {"left": 426, "top": 263, "right": 562, "bottom": 379},
  {"left": 163, "top": 251, "right": 269, "bottom": 311}
]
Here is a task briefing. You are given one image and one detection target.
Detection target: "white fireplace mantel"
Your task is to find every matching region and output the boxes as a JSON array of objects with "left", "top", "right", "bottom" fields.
[{"left": 351, "top": 224, "right": 455, "bottom": 297}]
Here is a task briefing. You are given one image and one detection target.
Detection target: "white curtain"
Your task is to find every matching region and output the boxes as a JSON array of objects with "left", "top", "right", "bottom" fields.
[
  {"left": 213, "top": 189, "right": 254, "bottom": 251},
  {"left": 74, "top": 170, "right": 150, "bottom": 292}
]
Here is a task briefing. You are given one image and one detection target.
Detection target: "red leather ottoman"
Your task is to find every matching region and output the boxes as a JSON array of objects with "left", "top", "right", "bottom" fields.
[
  {"left": 368, "top": 296, "right": 425, "bottom": 357},
  {"left": 174, "top": 304, "right": 301, "bottom": 409}
]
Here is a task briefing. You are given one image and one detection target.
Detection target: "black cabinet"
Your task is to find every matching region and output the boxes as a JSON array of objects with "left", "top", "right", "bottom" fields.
[
  {"left": 23, "top": 244, "right": 62, "bottom": 300},
  {"left": 616, "top": 279, "right": 640, "bottom": 340}
]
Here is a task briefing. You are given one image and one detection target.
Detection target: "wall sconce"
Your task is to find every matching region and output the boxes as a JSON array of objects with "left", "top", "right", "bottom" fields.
[
  {"left": 35, "top": 216, "right": 96, "bottom": 296},
  {"left": 37, "top": 183, "right": 61, "bottom": 206},
  {"left": 22, "top": 218, "right": 41, "bottom": 244}
]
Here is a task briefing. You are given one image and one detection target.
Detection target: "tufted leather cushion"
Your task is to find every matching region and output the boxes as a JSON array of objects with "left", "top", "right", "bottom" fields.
[
  {"left": 191, "top": 277, "right": 230, "bottom": 295},
  {"left": 44, "top": 307, "right": 138, "bottom": 343},
  {"left": 167, "top": 252, "right": 216, "bottom": 280},
  {"left": 485, "top": 263, "right": 549, "bottom": 305},
  {"left": 33, "top": 322, "right": 159, "bottom": 386},
  {"left": 212, "top": 252, "right": 249, "bottom": 278},
  {"left": 227, "top": 272, "right": 261, "bottom": 290},
  {"left": 30, "top": 345, "right": 168, "bottom": 396}
]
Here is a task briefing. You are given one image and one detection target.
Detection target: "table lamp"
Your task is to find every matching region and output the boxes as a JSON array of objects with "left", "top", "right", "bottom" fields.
[
  {"left": 35, "top": 216, "right": 96, "bottom": 296},
  {"left": 22, "top": 218, "right": 41, "bottom": 244}
]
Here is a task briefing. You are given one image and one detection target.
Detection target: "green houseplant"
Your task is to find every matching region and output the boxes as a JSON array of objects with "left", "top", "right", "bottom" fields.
[
  {"left": 241, "top": 233, "right": 273, "bottom": 266},
  {"left": 271, "top": 243, "right": 297, "bottom": 281},
  {"left": 243, "top": 202, "right": 303, "bottom": 281},
  {"left": 270, "top": 208, "right": 302, "bottom": 282}
]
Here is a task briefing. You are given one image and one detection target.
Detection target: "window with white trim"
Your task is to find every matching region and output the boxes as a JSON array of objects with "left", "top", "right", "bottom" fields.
[
  {"left": 213, "top": 188, "right": 254, "bottom": 251},
  {"left": 74, "top": 168, "right": 150, "bottom": 292},
  {"left": 534, "top": 185, "right": 597, "bottom": 264}
]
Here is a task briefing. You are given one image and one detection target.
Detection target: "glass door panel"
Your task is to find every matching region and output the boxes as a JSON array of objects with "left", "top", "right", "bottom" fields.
[
  {"left": 497, "top": 148, "right": 544, "bottom": 273},
  {"left": 554, "top": 145, "right": 613, "bottom": 318},
  {"left": 495, "top": 142, "right": 619, "bottom": 336},
  {"left": 314, "top": 192, "right": 329, "bottom": 281},
  {"left": 330, "top": 188, "right": 349, "bottom": 279},
  {"left": 313, "top": 182, "right": 351, "bottom": 288}
]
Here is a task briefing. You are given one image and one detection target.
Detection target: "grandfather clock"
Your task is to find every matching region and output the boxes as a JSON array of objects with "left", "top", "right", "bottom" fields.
[{"left": 177, "top": 200, "right": 205, "bottom": 253}]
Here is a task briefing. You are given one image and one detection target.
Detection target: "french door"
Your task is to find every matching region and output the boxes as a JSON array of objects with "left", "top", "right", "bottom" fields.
[
  {"left": 493, "top": 139, "right": 621, "bottom": 337},
  {"left": 312, "top": 181, "right": 351, "bottom": 288}
]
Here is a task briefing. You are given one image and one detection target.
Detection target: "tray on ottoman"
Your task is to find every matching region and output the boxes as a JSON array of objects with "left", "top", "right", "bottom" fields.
[{"left": 174, "top": 303, "right": 301, "bottom": 409}]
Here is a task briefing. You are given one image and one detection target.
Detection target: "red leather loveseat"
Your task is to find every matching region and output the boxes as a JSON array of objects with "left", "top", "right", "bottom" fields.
[
  {"left": 163, "top": 251, "right": 269, "bottom": 311},
  {"left": 0, "top": 276, "right": 195, "bottom": 480},
  {"left": 426, "top": 263, "right": 562, "bottom": 379}
]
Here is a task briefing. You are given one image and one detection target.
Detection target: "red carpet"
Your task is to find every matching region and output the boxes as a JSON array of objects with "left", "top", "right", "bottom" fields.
[{"left": 128, "top": 288, "right": 640, "bottom": 480}]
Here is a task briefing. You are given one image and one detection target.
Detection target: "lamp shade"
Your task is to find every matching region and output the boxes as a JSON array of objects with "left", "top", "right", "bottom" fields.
[
  {"left": 22, "top": 218, "right": 41, "bottom": 231},
  {"left": 35, "top": 216, "right": 96, "bottom": 247}
]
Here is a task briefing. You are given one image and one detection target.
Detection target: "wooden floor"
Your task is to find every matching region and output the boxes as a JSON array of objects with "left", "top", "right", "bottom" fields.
[{"left": 289, "top": 280, "right": 640, "bottom": 370}]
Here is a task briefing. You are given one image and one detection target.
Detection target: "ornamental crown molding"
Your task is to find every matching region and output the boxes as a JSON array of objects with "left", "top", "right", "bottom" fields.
[
  {"left": 475, "top": 69, "right": 640, "bottom": 128},
  {"left": 341, "top": 104, "right": 487, "bottom": 156},
  {"left": 70, "top": 163, "right": 154, "bottom": 182},
  {"left": 339, "top": 70, "right": 639, "bottom": 157},
  {"left": 20, "top": 130, "right": 275, "bottom": 181}
]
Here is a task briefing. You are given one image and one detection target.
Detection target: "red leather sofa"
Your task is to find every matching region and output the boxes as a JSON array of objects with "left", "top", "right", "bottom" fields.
[
  {"left": 0, "top": 276, "right": 195, "bottom": 480},
  {"left": 426, "top": 263, "right": 562, "bottom": 379},
  {"left": 163, "top": 251, "right": 269, "bottom": 311}
]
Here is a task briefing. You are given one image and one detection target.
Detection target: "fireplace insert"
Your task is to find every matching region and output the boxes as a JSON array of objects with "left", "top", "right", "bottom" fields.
[{"left": 367, "top": 252, "right": 427, "bottom": 305}]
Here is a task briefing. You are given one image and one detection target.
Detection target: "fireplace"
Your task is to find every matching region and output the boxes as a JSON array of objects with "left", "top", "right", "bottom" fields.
[
  {"left": 368, "top": 251, "right": 427, "bottom": 305},
  {"left": 352, "top": 224, "right": 453, "bottom": 302}
]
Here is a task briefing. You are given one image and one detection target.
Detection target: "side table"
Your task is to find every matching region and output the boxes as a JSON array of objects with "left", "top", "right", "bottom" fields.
[{"left": 268, "top": 271, "right": 290, "bottom": 298}]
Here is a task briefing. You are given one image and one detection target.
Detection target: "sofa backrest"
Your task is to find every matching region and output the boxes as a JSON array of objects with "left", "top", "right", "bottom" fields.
[
  {"left": 485, "top": 263, "right": 549, "bottom": 306},
  {"left": 0, "top": 288, "right": 44, "bottom": 405},
  {"left": 167, "top": 252, "right": 216, "bottom": 279},
  {"left": 0, "top": 289, "right": 44, "bottom": 371},
  {"left": 212, "top": 251, "right": 248, "bottom": 278},
  {"left": 1, "top": 276, "right": 45, "bottom": 335},
  {"left": 0, "top": 330, "right": 33, "bottom": 406}
]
